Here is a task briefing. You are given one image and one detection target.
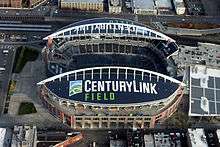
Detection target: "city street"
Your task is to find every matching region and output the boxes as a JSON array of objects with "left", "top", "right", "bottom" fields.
[
  {"left": 72, "top": 130, "right": 110, "bottom": 147},
  {"left": 0, "top": 9, "right": 220, "bottom": 26},
  {"left": 0, "top": 45, "right": 16, "bottom": 114}
]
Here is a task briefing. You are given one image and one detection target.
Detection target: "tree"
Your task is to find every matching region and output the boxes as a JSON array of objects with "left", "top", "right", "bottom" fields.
[
  {"left": 163, "top": 110, "right": 189, "bottom": 128},
  {"left": 21, "top": 0, "right": 30, "bottom": 8}
]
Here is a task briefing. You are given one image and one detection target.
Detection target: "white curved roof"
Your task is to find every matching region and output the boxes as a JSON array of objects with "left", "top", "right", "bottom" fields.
[
  {"left": 44, "top": 18, "right": 175, "bottom": 42},
  {"left": 38, "top": 66, "right": 184, "bottom": 86},
  {"left": 39, "top": 66, "right": 185, "bottom": 106}
]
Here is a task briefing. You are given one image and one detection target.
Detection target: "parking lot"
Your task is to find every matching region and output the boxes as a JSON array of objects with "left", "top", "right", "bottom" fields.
[{"left": 0, "top": 44, "right": 15, "bottom": 114}]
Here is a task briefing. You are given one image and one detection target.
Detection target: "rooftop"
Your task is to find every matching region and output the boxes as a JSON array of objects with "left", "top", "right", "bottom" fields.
[
  {"left": 57, "top": 17, "right": 145, "bottom": 33},
  {"left": 133, "top": 0, "right": 155, "bottom": 10},
  {"left": 204, "top": 129, "right": 219, "bottom": 147},
  {"left": 156, "top": 0, "right": 172, "bottom": 9},
  {"left": 0, "top": 128, "right": 6, "bottom": 147},
  {"left": 40, "top": 66, "right": 181, "bottom": 106},
  {"left": 110, "top": 140, "right": 126, "bottom": 147},
  {"left": 217, "top": 129, "right": 220, "bottom": 144},
  {"left": 11, "top": 126, "right": 37, "bottom": 147},
  {"left": 144, "top": 134, "right": 154, "bottom": 147},
  {"left": 189, "top": 65, "right": 220, "bottom": 116},
  {"left": 188, "top": 128, "right": 208, "bottom": 147},
  {"left": 0, "top": 128, "right": 11, "bottom": 147},
  {"left": 153, "top": 132, "right": 184, "bottom": 147},
  {"left": 61, "top": 0, "right": 103, "bottom": 3},
  {"left": 174, "top": 42, "right": 220, "bottom": 68},
  {"left": 109, "top": 0, "right": 122, "bottom": 6}
]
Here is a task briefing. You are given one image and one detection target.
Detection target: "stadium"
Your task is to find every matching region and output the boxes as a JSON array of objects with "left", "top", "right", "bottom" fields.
[{"left": 38, "top": 18, "right": 185, "bottom": 129}]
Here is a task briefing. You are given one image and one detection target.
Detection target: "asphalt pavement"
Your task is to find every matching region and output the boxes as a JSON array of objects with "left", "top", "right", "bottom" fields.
[
  {"left": 47, "top": 11, "right": 220, "bottom": 25},
  {"left": 72, "top": 130, "right": 110, "bottom": 147},
  {"left": 0, "top": 8, "right": 220, "bottom": 26}
]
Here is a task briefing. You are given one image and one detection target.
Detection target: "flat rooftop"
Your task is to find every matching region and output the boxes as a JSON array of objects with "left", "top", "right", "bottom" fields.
[
  {"left": 133, "top": 0, "right": 155, "bottom": 10},
  {"left": 156, "top": 0, "right": 172, "bottom": 9},
  {"left": 0, "top": 128, "right": 6, "bottom": 147},
  {"left": 188, "top": 128, "right": 208, "bottom": 147},
  {"left": 217, "top": 129, "right": 220, "bottom": 144},
  {"left": 61, "top": 0, "right": 103, "bottom": 3},
  {"left": 0, "top": 128, "right": 11, "bottom": 147},
  {"left": 189, "top": 65, "right": 220, "bottom": 116}
]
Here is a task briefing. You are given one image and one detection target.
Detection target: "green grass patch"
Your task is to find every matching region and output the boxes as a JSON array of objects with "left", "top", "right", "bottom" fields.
[
  {"left": 8, "top": 80, "right": 16, "bottom": 96},
  {"left": 18, "top": 102, "right": 37, "bottom": 115},
  {"left": 13, "top": 46, "right": 39, "bottom": 73},
  {"left": 21, "top": 0, "right": 30, "bottom": 8}
]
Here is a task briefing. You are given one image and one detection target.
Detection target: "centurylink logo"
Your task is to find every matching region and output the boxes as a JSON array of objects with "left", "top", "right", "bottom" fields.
[
  {"left": 69, "top": 80, "right": 83, "bottom": 96},
  {"left": 69, "top": 80, "right": 158, "bottom": 102}
]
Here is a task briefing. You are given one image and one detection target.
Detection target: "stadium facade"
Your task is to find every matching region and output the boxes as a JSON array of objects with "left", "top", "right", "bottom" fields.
[{"left": 38, "top": 18, "right": 185, "bottom": 129}]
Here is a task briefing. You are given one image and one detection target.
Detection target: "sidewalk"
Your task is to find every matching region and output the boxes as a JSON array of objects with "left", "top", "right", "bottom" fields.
[{"left": 4, "top": 55, "right": 63, "bottom": 128}]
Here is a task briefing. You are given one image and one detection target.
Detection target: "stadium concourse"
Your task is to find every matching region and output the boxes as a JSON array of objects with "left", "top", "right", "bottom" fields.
[{"left": 38, "top": 18, "right": 185, "bottom": 129}]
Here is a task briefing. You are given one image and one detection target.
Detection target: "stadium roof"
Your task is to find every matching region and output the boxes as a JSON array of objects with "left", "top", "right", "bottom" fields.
[
  {"left": 47, "top": 44, "right": 177, "bottom": 77},
  {"left": 57, "top": 18, "right": 146, "bottom": 31},
  {"left": 38, "top": 66, "right": 183, "bottom": 85},
  {"left": 44, "top": 18, "right": 175, "bottom": 42},
  {"left": 189, "top": 65, "right": 220, "bottom": 116},
  {"left": 38, "top": 66, "right": 184, "bottom": 106}
]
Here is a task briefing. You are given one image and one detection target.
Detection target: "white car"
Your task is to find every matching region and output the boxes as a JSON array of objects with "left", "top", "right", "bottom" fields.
[
  {"left": 0, "top": 67, "right": 5, "bottom": 71},
  {"left": 2, "top": 50, "right": 9, "bottom": 54}
]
